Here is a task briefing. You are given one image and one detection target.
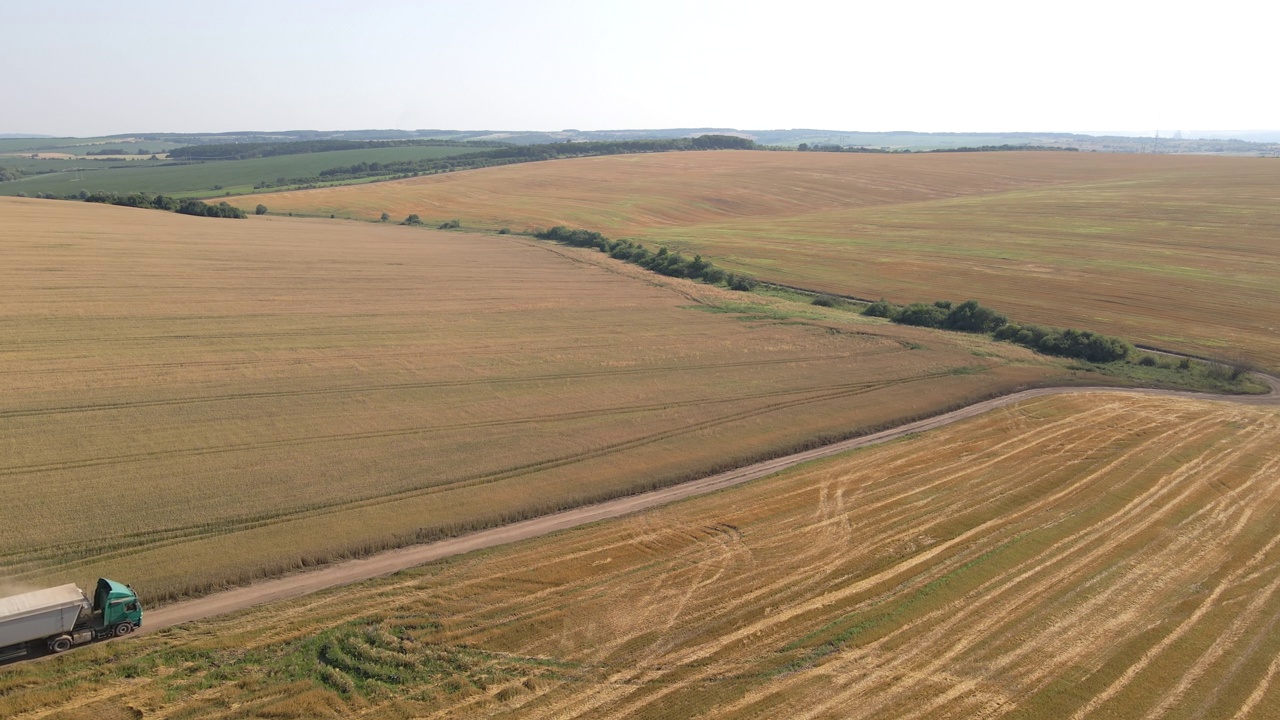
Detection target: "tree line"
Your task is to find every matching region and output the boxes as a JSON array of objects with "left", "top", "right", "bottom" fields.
[
  {"left": 795, "top": 143, "right": 1077, "bottom": 154},
  {"left": 863, "top": 298, "right": 1131, "bottom": 362},
  {"left": 311, "top": 135, "right": 757, "bottom": 183},
  {"left": 926, "top": 144, "right": 1079, "bottom": 153},
  {"left": 84, "top": 148, "right": 156, "bottom": 156},
  {"left": 70, "top": 191, "right": 247, "bottom": 218},
  {"left": 168, "top": 138, "right": 504, "bottom": 161},
  {"left": 535, "top": 226, "right": 756, "bottom": 291}
]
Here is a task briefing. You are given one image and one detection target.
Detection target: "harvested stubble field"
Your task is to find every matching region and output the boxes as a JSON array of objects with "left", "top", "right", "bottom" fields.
[
  {"left": 6, "top": 393, "right": 1279, "bottom": 719},
  {"left": 0, "top": 197, "right": 1059, "bottom": 603},
  {"left": 234, "top": 151, "right": 1280, "bottom": 368}
]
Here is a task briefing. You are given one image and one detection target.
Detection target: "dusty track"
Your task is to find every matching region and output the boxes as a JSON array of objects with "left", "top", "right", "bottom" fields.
[{"left": 141, "top": 372, "right": 1278, "bottom": 634}]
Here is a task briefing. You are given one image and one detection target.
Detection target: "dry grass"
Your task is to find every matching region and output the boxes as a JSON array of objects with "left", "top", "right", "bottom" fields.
[
  {"left": 7, "top": 393, "right": 1279, "bottom": 719},
  {"left": 0, "top": 197, "right": 1059, "bottom": 603},
  {"left": 234, "top": 151, "right": 1280, "bottom": 368}
]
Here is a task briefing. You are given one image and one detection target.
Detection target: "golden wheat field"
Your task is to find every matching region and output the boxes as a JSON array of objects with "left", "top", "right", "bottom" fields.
[
  {"left": 0, "top": 197, "right": 1064, "bottom": 603},
  {"left": 5, "top": 393, "right": 1279, "bottom": 719},
  {"left": 235, "top": 151, "right": 1280, "bottom": 368}
]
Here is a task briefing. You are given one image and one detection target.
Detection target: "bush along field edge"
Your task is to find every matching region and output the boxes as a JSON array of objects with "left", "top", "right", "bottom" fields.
[
  {"left": 530, "top": 226, "right": 1268, "bottom": 395},
  {"left": 861, "top": 297, "right": 1266, "bottom": 393},
  {"left": 535, "top": 225, "right": 759, "bottom": 291},
  {"left": 23, "top": 190, "right": 249, "bottom": 218}
]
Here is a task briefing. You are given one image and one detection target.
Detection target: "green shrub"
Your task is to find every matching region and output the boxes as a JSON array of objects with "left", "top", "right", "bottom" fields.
[
  {"left": 1033, "top": 328, "right": 1131, "bottom": 363},
  {"left": 863, "top": 299, "right": 897, "bottom": 318},
  {"left": 941, "top": 300, "right": 1006, "bottom": 333},
  {"left": 1205, "top": 362, "right": 1235, "bottom": 381},
  {"left": 894, "top": 303, "right": 948, "bottom": 328}
]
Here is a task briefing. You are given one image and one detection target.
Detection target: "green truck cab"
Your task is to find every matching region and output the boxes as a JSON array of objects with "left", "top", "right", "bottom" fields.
[{"left": 92, "top": 578, "right": 143, "bottom": 636}]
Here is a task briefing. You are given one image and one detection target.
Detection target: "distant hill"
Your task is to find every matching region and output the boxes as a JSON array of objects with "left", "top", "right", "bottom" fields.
[
  {"left": 1189, "top": 130, "right": 1280, "bottom": 143},
  {"left": 4, "top": 128, "right": 1277, "bottom": 155},
  {"left": 407, "top": 128, "right": 1280, "bottom": 154}
]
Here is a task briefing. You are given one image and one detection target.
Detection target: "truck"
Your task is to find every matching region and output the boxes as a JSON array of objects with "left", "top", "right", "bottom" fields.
[{"left": 0, "top": 578, "right": 142, "bottom": 660}]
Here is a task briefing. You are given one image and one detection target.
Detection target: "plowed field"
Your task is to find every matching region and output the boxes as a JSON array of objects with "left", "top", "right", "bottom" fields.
[
  {"left": 233, "top": 151, "right": 1280, "bottom": 367},
  {"left": 7, "top": 393, "right": 1279, "bottom": 719},
  {"left": 0, "top": 197, "right": 1057, "bottom": 603}
]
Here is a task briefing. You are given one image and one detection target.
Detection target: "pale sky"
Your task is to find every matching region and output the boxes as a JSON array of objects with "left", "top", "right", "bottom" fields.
[{"left": 3, "top": 0, "right": 1276, "bottom": 137}]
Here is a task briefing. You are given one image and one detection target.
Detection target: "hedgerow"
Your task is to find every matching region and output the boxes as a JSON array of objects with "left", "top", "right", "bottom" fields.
[
  {"left": 865, "top": 298, "right": 1130, "bottom": 362},
  {"left": 535, "top": 226, "right": 754, "bottom": 290}
]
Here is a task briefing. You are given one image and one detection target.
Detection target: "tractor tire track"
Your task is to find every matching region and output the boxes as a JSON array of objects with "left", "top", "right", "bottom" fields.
[
  {"left": 0, "top": 352, "right": 867, "bottom": 419},
  {"left": 1, "top": 372, "right": 956, "bottom": 579}
]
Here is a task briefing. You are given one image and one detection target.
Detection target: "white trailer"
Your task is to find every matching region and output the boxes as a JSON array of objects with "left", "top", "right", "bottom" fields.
[{"left": 0, "top": 579, "right": 142, "bottom": 660}]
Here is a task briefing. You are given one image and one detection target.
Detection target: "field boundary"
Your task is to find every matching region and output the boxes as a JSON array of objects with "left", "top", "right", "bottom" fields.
[{"left": 136, "top": 370, "right": 1278, "bottom": 635}]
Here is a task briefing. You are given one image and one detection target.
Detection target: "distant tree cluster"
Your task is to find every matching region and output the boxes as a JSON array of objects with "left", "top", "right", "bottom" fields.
[
  {"left": 76, "top": 147, "right": 157, "bottom": 155},
  {"left": 0, "top": 166, "right": 23, "bottom": 182},
  {"left": 310, "top": 135, "right": 757, "bottom": 183},
  {"left": 864, "top": 298, "right": 1130, "bottom": 362},
  {"left": 73, "top": 191, "right": 246, "bottom": 218},
  {"left": 536, "top": 226, "right": 754, "bottom": 290},
  {"left": 926, "top": 145, "right": 1079, "bottom": 153},
  {"left": 168, "top": 138, "right": 505, "bottom": 161},
  {"left": 795, "top": 143, "right": 1078, "bottom": 154},
  {"left": 797, "top": 143, "right": 895, "bottom": 153}
]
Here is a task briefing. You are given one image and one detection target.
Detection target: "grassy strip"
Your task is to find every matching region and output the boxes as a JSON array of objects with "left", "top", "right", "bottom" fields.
[{"left": 1069, "top": 354, "right": 1270, "bottom": 394}]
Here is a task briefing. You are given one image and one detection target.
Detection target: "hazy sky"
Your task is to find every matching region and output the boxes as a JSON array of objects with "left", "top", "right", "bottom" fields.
[{"left": 3, "top": 0, "right": 1276, "bottom": 136}]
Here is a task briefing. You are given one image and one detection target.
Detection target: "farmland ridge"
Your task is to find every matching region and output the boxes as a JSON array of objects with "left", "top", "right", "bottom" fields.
[{"left": 232, "top": 151, "right": 1280, "bottom": 368}]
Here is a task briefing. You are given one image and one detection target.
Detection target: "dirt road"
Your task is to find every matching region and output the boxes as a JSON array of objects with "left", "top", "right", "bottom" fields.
[{"left": 142, "top": 374, "right": 1278, "bottom": 634}]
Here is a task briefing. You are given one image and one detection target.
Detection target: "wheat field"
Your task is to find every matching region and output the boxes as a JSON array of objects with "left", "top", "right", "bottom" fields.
[
  {"left": 5, "top": 393, "right": 1278, "bottom": 719},
  {"left": 233, "top": 151, "right": 1280, "bottom": 368},
  {"left": 0, "top": 197, "right": 1059, "bottom": 602}
]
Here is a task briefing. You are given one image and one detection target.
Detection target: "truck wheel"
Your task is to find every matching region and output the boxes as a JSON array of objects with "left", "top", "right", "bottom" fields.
[
  {"left": 50, "top": 636, "right": 72, "bottom": 653},
  {"left": 113, "top": 622, "right": 134, "bottom": 637}
]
